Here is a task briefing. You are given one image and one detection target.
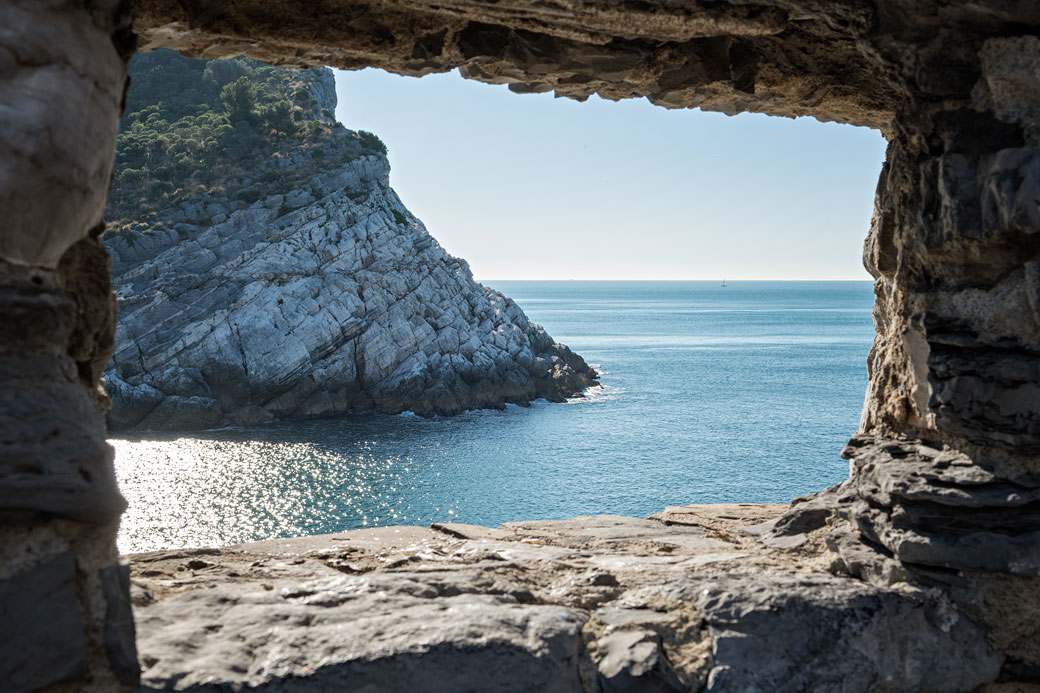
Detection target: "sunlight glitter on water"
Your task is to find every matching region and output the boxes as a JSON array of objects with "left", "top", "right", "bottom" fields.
[{"left": 112, "top": 435, "right": 459, "bottom": 553}]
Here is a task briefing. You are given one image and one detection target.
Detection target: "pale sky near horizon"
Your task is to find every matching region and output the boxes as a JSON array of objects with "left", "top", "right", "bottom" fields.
[{"left": 333, "top": 68, "right": 888, "bottom": 281}]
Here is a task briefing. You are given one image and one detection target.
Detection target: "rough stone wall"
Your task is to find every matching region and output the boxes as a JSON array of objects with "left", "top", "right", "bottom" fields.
[
  {"left": 837, "top": 35, "right": 1040, "bottom": 674},
  {"left": 2, "top": 0, "right": 1039, "bottom": 688},
  {"left": 132, "top": 0, "right": 901, "bottom": 131},
  {"left": 856, "top": 66, "right": 1040, "bottom": 572},
  {"left": 0, "top": 1, "right": 138, "bottom": 690}
]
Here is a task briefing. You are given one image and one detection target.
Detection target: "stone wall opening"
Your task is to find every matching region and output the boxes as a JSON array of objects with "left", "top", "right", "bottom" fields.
[
  {"left": 106, "top": 52, "right": 886, "bottom": 555},
  {"left": 2, "top": 0, "right": 1038, "bottom": 689}
]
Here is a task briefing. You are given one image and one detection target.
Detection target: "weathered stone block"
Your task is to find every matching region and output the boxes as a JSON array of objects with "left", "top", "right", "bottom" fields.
[
  {"left": 0, "top": 286, "right": 125, "bottom": 524},
  {"left": 0, "top": 553, "right": 88, "bottom": 691}
]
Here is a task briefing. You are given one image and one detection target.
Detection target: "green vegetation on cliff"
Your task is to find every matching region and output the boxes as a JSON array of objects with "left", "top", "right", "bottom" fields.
[{"left": 107, "top": 50, "right": 386, "bottom": 228}]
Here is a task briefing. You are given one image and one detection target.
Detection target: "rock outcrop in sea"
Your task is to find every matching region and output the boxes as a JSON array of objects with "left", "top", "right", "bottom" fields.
[{"left": 103, "top": 55, "right": 596, "bottom": 431}]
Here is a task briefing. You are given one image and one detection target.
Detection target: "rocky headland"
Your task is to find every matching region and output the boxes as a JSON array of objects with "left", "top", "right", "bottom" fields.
[{"left": 103, "top": 52, "right": 596, "bottom": 431}]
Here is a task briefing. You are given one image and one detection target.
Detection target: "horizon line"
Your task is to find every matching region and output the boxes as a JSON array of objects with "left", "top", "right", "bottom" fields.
[{"left": 476, "top": 278, "right": 875, "bottom": 282}]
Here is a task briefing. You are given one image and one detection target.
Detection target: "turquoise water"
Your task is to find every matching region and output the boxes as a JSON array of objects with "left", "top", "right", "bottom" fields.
[{"left": 112, "top": 280, "right": 875, "bottom": 553}]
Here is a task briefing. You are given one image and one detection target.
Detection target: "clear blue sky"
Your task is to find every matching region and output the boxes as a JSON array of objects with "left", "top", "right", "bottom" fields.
[{"left": 334, "top": 68, "right": 887, "bottom": 281}]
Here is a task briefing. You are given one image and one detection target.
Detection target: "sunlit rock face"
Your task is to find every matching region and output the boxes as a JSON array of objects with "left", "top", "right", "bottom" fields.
[{"left": 104, "top": 61, "right": 595, "bottom": 431}]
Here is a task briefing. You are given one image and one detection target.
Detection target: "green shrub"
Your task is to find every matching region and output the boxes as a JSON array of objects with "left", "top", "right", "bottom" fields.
[
  {"left": 355, "top": 130, "right": 388, "bottom": 155},
  {"left": 258, "top": 100, "right": 297, "bottom": 135},
  {"left": 220, "top": 77, "right": 258, "bottom": 124},
  {"left": 105, "top": 49, "right": 387, "bottom": 229}
]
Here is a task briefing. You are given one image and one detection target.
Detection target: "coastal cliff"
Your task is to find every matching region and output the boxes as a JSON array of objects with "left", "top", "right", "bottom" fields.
[{"left": 103, "top": 51, "right": 596, "bottom": 431}]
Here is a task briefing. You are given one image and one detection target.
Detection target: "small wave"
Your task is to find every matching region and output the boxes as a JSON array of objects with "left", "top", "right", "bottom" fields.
[
  {"left": 566, "top": 383, "right": 622, "bottom": 405},
  {"left": 454, "top": 403, "right": 528, "bottom": 420},
  {"left": 396, "top": 411, "right": 421, "bottom": 419}
]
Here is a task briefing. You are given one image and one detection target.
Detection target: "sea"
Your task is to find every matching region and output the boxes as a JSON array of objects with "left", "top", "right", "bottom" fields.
[{"left": 112, "top": 280, "right": 876, "bottom": 554}]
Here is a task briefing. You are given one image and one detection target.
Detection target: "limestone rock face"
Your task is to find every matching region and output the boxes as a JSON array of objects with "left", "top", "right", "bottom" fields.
[{"left": 103, "top": 89, "right": 596, "bottom": 430}]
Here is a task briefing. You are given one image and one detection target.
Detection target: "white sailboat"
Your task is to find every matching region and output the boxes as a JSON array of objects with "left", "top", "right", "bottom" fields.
[{"left": 721, "top": 278, "right": 727, "bottom": 287}]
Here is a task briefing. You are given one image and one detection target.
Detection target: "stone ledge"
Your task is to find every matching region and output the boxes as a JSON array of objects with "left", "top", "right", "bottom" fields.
[{"left": 131, "top": 504, "right": 1004, "bottom": 692}]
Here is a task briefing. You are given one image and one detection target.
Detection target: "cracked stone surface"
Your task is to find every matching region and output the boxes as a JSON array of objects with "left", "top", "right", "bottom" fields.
[{"left": 131, "top": 506, "right": 1005, "bottom": 692}]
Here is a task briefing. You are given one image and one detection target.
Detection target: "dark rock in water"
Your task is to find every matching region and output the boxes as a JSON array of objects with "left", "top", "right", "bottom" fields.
[
  {"left": 103, "top": 55, "right": 597, "bottom": 431},
  {"left": 106, "top": 378, "right": 165, "bottom": 430},
  {"left": 136, "top": 395, "right": 224, "bottom": 431}
]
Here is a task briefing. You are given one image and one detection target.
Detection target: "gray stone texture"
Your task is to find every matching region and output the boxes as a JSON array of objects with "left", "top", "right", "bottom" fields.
[
  {"left": 102, "top": 563, "right": 140, "bottom": 685},
  {"left": 0, "top": 280, "right": 124, "bottom": 525},
  {"left": 0, "top": 1, "right": 135, "bottom": 691},
  {"left": 0, "top": 553, "right": 88, "bottom": 691},
  {"left": 131, "top": 508, "right": 1003, "bottom": 692}
]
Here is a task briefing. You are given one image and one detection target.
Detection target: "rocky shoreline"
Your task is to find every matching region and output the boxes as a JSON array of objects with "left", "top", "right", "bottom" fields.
[
  {"left": 129, "top": 502, "right": 1006, "bottom": 691},
  {"left": 103, "top": 61, "right": 597, "bottom": 432}
]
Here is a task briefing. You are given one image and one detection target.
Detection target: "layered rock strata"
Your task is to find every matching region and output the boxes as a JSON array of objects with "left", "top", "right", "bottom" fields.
[
  {"left": 103, "top": 66, "right": 596, "bottom": 431},
  {"left": 130, "top": 505, "right": 1008, "bottom": 691}
]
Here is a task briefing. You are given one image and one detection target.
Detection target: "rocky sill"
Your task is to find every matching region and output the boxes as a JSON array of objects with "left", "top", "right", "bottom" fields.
[{"left": 130, "top": 502, "right": 1006, "bottom": 692}]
